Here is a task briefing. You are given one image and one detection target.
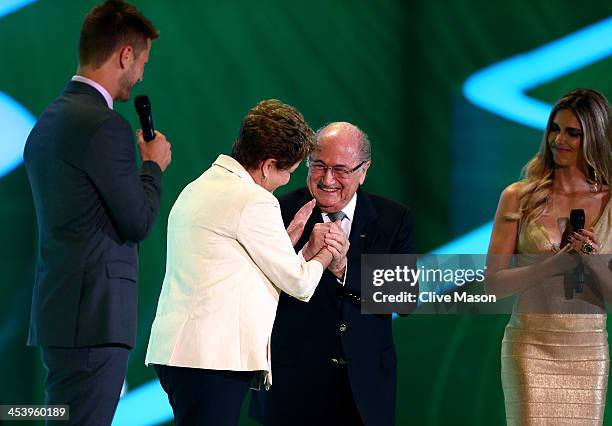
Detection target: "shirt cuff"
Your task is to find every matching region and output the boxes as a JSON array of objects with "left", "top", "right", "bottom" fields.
[{"left": 336, "top": 260, "right": 347, "bottom": 286}]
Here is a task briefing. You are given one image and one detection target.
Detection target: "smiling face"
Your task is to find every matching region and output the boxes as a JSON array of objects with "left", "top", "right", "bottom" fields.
[
  {"left": 548, "top": 108, "right": 583, "bottom": 168},
  {"left": 306, "top": 124, "right": 370, "bottom": 213}
]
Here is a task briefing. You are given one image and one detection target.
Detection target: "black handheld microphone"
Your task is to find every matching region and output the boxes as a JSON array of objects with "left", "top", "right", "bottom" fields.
[
  {"left": 134, "top": 95, "right": 155, "bottom": 142},
  {"left": 570, "top": 209, "right": 585, "bottom": 293}
]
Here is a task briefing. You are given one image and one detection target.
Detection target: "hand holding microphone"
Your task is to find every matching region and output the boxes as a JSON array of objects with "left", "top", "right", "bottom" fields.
[
  {"left": 568, "top": 213, "right": 600, "bottom": 260},
  {"left": 567, "top": 209, "right": 603, "bottom": 295},
  {"left": 568, "top": 209, "right": 586, "bottom": 294},
  {"left": 134, "top": 95, "right": 172, "bottom": 172}
]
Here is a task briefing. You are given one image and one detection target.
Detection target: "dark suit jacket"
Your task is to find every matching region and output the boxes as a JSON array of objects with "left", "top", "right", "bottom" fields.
[
  {"left": 260, "top": 187, "right": 414, "bottom": 426},
  {"left": 24, "top": 81, "right": 162, "bottom": 348}
]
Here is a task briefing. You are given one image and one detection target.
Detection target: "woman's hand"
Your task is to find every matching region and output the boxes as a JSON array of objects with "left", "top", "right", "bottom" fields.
[
  {"left": 566, "top": 227, "right": 612, "bottom": 302},
  {"left": 286, "top": 199, "right": 316, "bottom": 246},
  {"left": 568, "top": 227, "right": 599, "bottom": 253},
  {"left": 568, "top": 227, "right": 599, "bottom": 266},
  {"left": 567, "top": 227, "right": 609, "bottom": 271},
  {"left": 543, "top": 242, "right": 580, "bottom": 274}
]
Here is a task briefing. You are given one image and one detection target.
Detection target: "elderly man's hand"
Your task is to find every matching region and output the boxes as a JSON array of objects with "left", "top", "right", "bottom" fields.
[
  {"left": 302, "top": 222, "right": 335, "bottom": 260},
  {"left": 286, "top": 199, "right": 316, "bottom": 247},
  {"left": 325, "top": 222, "right": 349, "bottom": 279}
]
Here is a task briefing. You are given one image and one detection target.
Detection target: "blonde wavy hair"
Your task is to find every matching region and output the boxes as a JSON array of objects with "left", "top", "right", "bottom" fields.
[{"left": 511, "top": 88, "right": 612, "bottom": 224}]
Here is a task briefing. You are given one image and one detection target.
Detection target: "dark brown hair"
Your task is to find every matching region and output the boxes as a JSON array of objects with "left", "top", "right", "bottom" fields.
[
  {"left": 79, "top": 0, "right": 159, "bottom": 68},
  {"left": 232, "top": 99, "right": 316, "bottom": 170}
]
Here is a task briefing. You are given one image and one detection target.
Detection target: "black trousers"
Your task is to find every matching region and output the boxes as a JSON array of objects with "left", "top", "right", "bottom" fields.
[
  {"left": 154, "top": 365, "right": 254, "bottom": 426},
  {"left": 261, "top": 362, "right": 363, "bottom": 426},
  {"left": 41, "top": 345, "right": 130, "bottom": 426}
]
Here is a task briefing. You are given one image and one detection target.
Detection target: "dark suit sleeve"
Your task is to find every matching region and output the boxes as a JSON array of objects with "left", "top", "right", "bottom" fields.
[
  {"left": 83, "top": 115, "right": 162, "bottom": 242},
  {"left": 391, "top": 207, "right": 414, "bottom": 255},
  {"left": 393, "top": 207, "right": 417, "bottom": 315}
]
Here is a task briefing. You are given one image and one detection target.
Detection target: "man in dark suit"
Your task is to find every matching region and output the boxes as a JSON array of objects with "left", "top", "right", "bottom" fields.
[
  {"left": 23, "top": 1, "right": 171, "bottom": 424},
  {"left": 257, "top": 122, "right": 414, "bottom": 426}
]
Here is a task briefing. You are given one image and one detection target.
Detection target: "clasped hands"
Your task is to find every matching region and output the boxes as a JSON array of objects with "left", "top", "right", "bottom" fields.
[{"left": 286, "top": 199, "right": 350, "bottom": 279}]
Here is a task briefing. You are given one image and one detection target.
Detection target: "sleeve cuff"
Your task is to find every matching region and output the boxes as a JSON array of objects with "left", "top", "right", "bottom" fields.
[
  {"left": 337, "top": 260, "right": 347, "bottom": 286},
  {"left": 296, "top": 259, "right": 325, "bottom": 302},
  {"left": 141, "top": 160, "right": 162, "bottom": 179}
]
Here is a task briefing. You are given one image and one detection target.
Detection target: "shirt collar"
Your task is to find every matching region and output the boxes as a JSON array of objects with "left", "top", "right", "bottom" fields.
[
  {"left": 71, "top": 75, "right": 113, "bottom": 110},
  {"left": 325, "top": 191, "right": 357, "bottom": 222}
]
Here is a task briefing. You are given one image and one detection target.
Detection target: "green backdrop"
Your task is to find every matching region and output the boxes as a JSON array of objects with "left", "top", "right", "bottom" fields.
[{"left": 1, "top": 0, "right": 612, "bottom": 424}]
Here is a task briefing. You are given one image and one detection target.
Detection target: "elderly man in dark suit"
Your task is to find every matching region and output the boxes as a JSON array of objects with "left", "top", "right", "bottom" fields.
[
  {"left": 256, "top": 122, "right": 414, "bottom": 426},
  {"left": 23, "top": 1, "right": 171, "bottom": 424}
]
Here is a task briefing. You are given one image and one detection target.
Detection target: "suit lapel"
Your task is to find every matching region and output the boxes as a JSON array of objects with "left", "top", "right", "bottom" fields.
[
  {"left": 348, "top": 190, "right": 378, "bottom": 257},
  {"left": 346, "top": 190, "right": 378, "bottom": 291}
]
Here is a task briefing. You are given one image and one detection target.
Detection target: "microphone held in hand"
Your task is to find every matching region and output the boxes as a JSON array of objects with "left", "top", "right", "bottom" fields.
[
  {"left": 570, "top": 209, "right": 586, "bottom": 230},
  {"left": 135, "top": 95, "right": 155, "bottom": 142},
  {"left": 570, "top": 209, "right": 586, "bottom": 294}
]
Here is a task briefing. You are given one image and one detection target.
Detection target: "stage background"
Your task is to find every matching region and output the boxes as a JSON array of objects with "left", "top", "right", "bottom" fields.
[{"left": 1, "top": 0, "right": 611, "bottom": 424}]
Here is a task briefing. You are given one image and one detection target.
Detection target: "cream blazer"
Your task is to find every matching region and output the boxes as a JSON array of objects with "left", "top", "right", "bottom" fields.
[{"left": 145, "top": 154, "right": 323, "bottom": 387}]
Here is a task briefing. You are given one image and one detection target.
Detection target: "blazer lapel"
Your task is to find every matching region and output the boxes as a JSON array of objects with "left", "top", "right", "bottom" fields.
[
  {"left": 346, "top": 190, "right": 378, "bottom": 292},
  {"left": 348, "top": 189, "right": 378, "bottom": 257}
]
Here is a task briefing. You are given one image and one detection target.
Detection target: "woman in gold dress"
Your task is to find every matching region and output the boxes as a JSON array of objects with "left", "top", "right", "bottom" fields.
[{"left": 486, "top": 88, "right": 612, "bottom": 425}]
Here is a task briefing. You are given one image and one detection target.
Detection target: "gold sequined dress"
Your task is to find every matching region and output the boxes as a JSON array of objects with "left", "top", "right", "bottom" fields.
[{"left": 502, "top": 201, "right": 612, "bottom": 425}]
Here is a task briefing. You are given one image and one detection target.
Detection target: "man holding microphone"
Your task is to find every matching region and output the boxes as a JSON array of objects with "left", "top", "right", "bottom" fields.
[{"left": 24, "top": 1, "right": 171, "bottom": 424}]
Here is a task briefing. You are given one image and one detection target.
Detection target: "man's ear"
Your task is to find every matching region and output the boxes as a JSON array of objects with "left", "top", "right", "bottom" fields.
[
  {"left": 358, "top": 161, "right": 371, "bottom": 185},
  {"left": 118, "top": 46, "right": 133, "bottom": 69}
]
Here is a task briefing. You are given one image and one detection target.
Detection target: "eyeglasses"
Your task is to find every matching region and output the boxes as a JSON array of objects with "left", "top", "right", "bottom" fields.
[{"left": 307, "top": 160, "right": 366, "bottom": 178}]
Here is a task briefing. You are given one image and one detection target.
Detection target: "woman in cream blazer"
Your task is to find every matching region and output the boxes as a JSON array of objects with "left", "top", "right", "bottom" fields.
[{"left": 145, "top": 100, "right": 343, "bottom": 425}]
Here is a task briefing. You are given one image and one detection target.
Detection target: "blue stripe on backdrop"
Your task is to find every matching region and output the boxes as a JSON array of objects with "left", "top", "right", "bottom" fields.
[
  {"left": 0, "top": 0, "right": 38, "bottom": 178},
  {"left": 0, "top": 0, "right": 36, "bottom": 19},
  {"left": 0, "top": 92, "right": 35, "bottom": 178},
  {"left": 463, "top": 16, "right": 612, "bottom": 131}
]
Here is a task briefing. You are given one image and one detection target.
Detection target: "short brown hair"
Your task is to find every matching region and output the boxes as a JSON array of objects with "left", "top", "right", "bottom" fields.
[
  {"left": 79, "top": 0, "right": 159, "bottom": 68},
  {"left": 232, "top": 99, "right": 316, "bottom": 170}
]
